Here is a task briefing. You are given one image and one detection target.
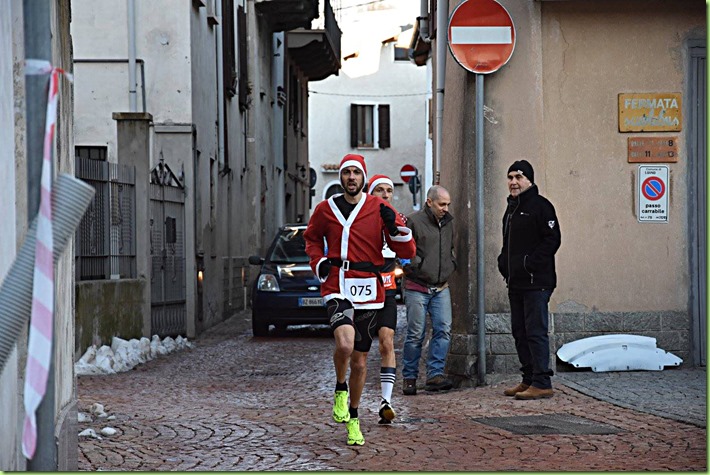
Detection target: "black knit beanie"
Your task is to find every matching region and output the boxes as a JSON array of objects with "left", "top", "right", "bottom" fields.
[{"left": 507, "top": 160, "right": 534, "bottom": 184}]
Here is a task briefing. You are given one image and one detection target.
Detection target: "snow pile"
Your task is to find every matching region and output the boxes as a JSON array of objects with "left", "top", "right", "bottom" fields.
[
  {"left": 75, "top": 335, "right": 193, "bottom": 375},
  {"left": 78, "top": 403, "right": 119, "bottom": 440},
  {"left": 78, "top": 428, "right": 101, "bottom": 439}
]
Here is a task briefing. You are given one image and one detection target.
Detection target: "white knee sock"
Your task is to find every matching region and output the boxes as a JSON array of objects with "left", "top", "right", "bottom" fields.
[{"left": 380, "top": 367, "right": 396, "bottom": 403}]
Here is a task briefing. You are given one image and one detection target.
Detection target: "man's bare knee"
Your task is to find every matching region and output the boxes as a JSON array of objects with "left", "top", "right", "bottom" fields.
[
  {"left": 378, "top": 328, "right": 394, "bottom": 354},
  {"left": 334, "top": 326, "right": 355, "bottom": 356}
]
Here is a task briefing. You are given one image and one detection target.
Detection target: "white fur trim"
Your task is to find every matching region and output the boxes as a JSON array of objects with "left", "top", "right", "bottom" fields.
[
  {"left": 389, "top": 226, "right": 413, "bottom": 242},
  {"left": 315, "top": 257, "right": 330, "bottom": 283},
  {"left": 339, "top": 160, "right": 367, "bottom": 182},
  {"left": 368, "top": 177, "right": 394, "bottom": 194}
]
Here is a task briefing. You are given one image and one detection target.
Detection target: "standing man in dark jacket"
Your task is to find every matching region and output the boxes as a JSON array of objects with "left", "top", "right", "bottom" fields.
[
  {"left": 402, "top": 185, "right": 456, "bottom": 395},
  {"left": 497, "top": 160, "right": 561, "bottom": 400}
]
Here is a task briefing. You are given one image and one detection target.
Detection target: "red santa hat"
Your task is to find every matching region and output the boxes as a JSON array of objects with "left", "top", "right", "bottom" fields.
[
  {"left": 339, "top": 154, "right": 367, "bottom": 184},
  {"left": 368, "top": 174, "right": 394, "bottom": 195}
]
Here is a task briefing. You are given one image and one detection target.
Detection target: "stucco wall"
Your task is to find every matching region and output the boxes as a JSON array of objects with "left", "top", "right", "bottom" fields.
[
  {"left": 539, "top": 0, "right": 704, "bottom": 312},
  {"left": 72, "top": 0, "right": 192, "bottom": 160},
  {"left": 441, "top": 0, "right": 705, "bottom": 380}
]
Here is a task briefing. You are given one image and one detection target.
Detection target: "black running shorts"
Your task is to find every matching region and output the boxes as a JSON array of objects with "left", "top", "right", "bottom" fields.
[
  {"left": 377, "top": 295, "right": 397, "bottom": 332},
  {"left": 327, "top": 298, "right": 379, "bottom": 353}
]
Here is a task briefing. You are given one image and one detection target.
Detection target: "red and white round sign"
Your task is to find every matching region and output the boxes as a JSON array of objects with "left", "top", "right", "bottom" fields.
[
  {"left": 447, "top": 0, "right": 516, "bottom": 74},
  {"left": 400, "top": 164, "right": 417, "bottom": 183}
]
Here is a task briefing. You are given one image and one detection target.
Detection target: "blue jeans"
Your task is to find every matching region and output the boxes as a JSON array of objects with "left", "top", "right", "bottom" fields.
[
  {"left": 402, "top": 287, "right": 452, "bottom": 380},
  {"left": 509, "top": 289, "right": 554, "bottom": 389}
]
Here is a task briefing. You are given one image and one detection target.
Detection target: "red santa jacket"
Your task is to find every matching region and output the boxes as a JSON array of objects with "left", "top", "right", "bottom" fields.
[{"left": 304, "top": 194, "right": 416, "bottom": 309}]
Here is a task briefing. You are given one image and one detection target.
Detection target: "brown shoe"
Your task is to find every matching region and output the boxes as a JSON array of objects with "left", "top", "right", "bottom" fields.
[
  {"left": 424, "top": 375, "right": 453, "bottom": 392},
  {"left": 402, "top": 378, "right": 417, "bottom": 396},
  {"left": 514, "top": 386, "right": 553, "bottom": 400},
  {"left": 503, "top": 383, "right": 529, "bottom": 397}
]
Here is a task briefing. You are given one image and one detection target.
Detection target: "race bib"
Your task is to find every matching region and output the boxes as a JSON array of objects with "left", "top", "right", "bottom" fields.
[
  {"left": 381, "top": 271, "right": 397, "bottom": 291},
  {"left": 344, "top": 277, "right": 377, "bottom": 302}
]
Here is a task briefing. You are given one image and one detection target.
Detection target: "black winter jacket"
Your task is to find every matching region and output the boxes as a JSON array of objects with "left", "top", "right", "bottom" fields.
[{"left": 497, "top": 185, "right": 561, "bottom": 291}]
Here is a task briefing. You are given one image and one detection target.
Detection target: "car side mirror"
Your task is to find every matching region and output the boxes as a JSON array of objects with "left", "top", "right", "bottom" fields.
[{"left": 248, "top": 255, "right": 264, "bottom": 265}]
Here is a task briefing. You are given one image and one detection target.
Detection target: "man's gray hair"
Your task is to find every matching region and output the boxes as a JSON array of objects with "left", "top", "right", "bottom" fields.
[{"left": 427, "top": 185, "right": 449, "bottom": 201}]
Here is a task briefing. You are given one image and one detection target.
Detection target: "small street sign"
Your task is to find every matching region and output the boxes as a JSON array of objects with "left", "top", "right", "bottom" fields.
[
  {"left": 627, "top": 136, "right": 679, "bottom": 163},
  {"left": 637, "top": 165, "right": 669, "bottom": 223}
]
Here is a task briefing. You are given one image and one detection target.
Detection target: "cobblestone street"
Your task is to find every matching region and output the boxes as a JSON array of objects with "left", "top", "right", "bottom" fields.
[{"left": 78, "top": 308, "right": 707, "bottom": 471}]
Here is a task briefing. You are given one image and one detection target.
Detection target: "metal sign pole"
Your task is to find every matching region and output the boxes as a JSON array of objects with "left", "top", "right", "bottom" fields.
[
  {"left": 475, "top": 73, "right": 486, "bottom": 386},
  {"left": 447, "top": 0, "right": 515, "bottom": 387}
]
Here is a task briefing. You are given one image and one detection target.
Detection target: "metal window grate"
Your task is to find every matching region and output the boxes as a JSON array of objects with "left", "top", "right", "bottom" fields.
[
  {"left": 150, "top": 180, "right": 186, "bottom": 337},
  {"left": 75, "top": 154, "right": 136, "bottom": 280}
]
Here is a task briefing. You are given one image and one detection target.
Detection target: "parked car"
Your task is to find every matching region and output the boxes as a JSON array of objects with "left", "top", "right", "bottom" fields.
[{"left": 248, "top": 224, "right": 327, "bottom": 336}]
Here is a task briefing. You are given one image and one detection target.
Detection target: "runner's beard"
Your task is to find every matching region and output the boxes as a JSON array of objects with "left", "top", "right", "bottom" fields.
[{"left": 342, "top": 180, "right": 362, "bottom": 197}]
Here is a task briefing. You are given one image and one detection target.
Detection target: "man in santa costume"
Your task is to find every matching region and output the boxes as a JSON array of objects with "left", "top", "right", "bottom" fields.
[
  {"left": 304, "top": 155, "right": 415, "bottom": 446},
  {"left": 367, "top": 174, "right": 406, "bottom": 425}
]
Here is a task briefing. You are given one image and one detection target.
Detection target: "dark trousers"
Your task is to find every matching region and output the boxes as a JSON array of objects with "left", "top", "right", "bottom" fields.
[{"left": 509, "top": 289, "right": 554, "bottom": 389}]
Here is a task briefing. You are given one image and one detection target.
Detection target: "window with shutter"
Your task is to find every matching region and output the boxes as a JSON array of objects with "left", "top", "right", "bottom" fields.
[
  {"left": 378, "top": 104, "right": 390, "bottom": 149},
  {"left": 348, "top": 103, "right": 393, "bottom": 149},
  {"left": 350, "top": 105, "right": 358, "bottom": 148},
  {"left": 237, "top": 4, "right": 248, "bottom": 111},
  {"left": 223, "top": 0, "right": 236, "bottom": 98},
  {"left": 350, "top": 103, "right": 380, "bottom": 148}
]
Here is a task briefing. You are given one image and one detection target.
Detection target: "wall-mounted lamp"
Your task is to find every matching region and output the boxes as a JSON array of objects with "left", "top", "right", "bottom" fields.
[{"left": 196, "top": 253, "right": 205, "bottom": 292}]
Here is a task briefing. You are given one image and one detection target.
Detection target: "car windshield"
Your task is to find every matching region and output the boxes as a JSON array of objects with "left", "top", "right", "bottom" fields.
[{"left": 268, "top": 227, "right": 310, "bottom": 264}]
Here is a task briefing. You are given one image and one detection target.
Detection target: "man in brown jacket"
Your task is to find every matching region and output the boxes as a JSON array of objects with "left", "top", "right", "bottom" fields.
[{"left": 401, "top": 185, "right": 456, "bottom": 395}]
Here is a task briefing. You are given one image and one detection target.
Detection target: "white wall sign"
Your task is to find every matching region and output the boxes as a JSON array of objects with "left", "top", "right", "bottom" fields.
[{"left": 637, "top": 165, "right": 668, "bottom": 223}]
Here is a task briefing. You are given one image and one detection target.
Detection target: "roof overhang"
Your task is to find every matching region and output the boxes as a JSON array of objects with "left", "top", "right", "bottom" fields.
[
  {"left": 408, "top": 19, "right": 431, "bottom": 67},
  {"left": 255, "top": 0, "right": 318, "bottom": 32},
  {"left": 287, "top": 29, "right": 341, "bottom": 81}
]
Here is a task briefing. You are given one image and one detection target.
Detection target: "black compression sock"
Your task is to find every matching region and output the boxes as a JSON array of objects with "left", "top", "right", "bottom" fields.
[
  {"left": 349, "top": 406, "right": 358, "bottom": 419},
  {"left": 336, "top": 381, "right": 348, "bottom": 392}
]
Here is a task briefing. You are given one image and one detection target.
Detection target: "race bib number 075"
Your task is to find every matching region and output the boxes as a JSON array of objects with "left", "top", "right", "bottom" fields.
[{"left": 344, "top": 277, "right": 377, "bottom": 303}]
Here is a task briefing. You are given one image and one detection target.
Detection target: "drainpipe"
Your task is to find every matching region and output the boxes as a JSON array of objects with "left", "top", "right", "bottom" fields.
[
  {"left": 215, "top": 0, "right": 225, "bottom": 168},
  {"left": 418, "top": 0, "right": 431, "bottom": 43},
  {"left": 127, "top": 0, "right": 137, "bottom": 112},
  {"left": 272, "top": 32, "right": 285, "bottom": 224},
  {"left": 434, "top": 0, "right": 448, "bottom": 185},
  {"left": 74, "top": 59, "right": 146, "bottom": 112}
]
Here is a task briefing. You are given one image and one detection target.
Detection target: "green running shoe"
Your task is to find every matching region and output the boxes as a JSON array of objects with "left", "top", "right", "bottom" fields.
[
  {"left": 346, "top": 418, "right": 365, "bottom": 446},
  {"left": 332, "top": 390, "right": 350, "bottom": 423}
]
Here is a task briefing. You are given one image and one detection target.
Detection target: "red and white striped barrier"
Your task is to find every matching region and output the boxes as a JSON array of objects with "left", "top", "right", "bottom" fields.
[{"left": 22, "top": 59, "right": 72, "bottom": 460}]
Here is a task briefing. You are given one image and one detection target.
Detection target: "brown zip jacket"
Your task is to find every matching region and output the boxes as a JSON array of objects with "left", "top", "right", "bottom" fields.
[{"left": 404, "top": 205, "right": 456, "bottom": 287}]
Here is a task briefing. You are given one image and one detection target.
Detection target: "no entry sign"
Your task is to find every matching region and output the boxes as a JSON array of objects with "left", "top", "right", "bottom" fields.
[
  {"left": 638, "top": 165, "right": 668, "bottom": 223},
  {"left": 400, "top": 164, "right": 417, "bottom": 183},
  {"left": 447, "top": 0, "right": 516, "bottom": 74}
]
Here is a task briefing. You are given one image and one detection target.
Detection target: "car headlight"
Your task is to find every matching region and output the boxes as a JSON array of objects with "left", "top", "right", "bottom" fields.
[
  {"left": 257, "top": 274, "right": 280, "bottom": 292},
  {"left": 394, "top": 267, "right": 404, "bottom": 277}
]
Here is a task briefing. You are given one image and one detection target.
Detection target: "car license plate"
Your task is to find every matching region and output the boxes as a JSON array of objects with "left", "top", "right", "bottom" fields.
[{"left": 299, "top": 297, "right": 323, "bottom": 307}]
